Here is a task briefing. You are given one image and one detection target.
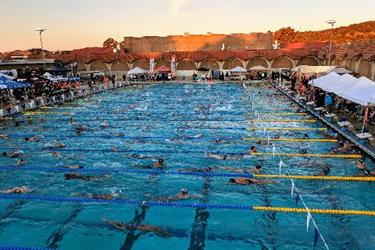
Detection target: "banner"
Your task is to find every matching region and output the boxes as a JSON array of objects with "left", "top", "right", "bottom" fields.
[
  {"left": 171, "top": 55, "right": 176, "bottom": 77},
  {"left": 150, "top": 58, "right": 155, "bottom": 74}
]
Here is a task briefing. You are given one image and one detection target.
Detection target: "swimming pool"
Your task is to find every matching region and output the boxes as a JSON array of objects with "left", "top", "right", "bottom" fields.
[{"left": 0, "top": 83, "right": 374, "bottom": 250}]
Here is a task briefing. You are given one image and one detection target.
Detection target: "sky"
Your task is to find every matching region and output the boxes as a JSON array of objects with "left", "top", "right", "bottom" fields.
[{"left": 0, "top": 0, "right": 374, "bottom": 52}]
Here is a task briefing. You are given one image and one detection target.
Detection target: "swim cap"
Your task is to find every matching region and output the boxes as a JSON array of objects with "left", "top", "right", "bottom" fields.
[{"left": 180, "top": 188, "right": 188, "bottom": 194}]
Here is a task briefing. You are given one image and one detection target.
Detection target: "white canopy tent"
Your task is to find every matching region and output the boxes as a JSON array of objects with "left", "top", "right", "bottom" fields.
[
  {"left": 309, "top": 72, "right": 341, "bottom": 90},
  {"left": 230, "top": 66, "right": 247, "bottom": 73},
  {"left": 329, "top": 67, "right": 352, "bottom": 74},
  {"left": 339, "top": 76, "right": 375, "bottom": 106},
  {"left": 127, "top": 67, "right": 148, "bottom": 75},
  {"left": 331, "top": 74, "right": 358, "bottom": 97}
]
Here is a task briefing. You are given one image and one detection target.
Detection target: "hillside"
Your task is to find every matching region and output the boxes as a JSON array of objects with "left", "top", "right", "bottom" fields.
[{"left": 273, "top": 21, "right": 375, "bottom": 46}]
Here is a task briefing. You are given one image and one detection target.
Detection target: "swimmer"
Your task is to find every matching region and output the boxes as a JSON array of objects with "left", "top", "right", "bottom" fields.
[
  {"left": 25, "top": 135, "right": 40, "bottom": 142},
  {"left": 79, "top": 193, "right": 119, "bottom": 200},
  {"left": 317, "top": 166, "right": 331, "bottom": 176},
  {"left": 104, "top": 219, "right": 171, "bottom": 238},
  {"left": 228, "top": 178, "right": 276, "bottom": 185},
  {"left": 100, "top": 122, "right": 109, "bottom": 128},
  {"left": 45, "top": 141, "right": 65, "bottom": 149},
  {"left": 356, "top": 160, "right": 375, "bottom": 176},
  {"left": 2, "top": 149, "right": 24, "bottom": 158},
  {"left": 0, "top": 186, "right": 32, "bottom": 194},
  {"left": 111, "top": 146, "right": 119, "bottom": 152},
  {"left": 153, "top": 158, "right": 165, "bottom": 168},
  {"left": 299, "top": 149, "right": 308, "bottom": 154},
  {"left": 0, "top": 134, "right": 8, "bottom": 140},
  {"left": 179, "top": 167, "right": 214, "bottom": 173},
  {"left": 249, "top": 146, "right": 257, "bottom": 154},
  {"left": 51, "top": 152, "right": 61, "bottom": 157},
  {"left": 219, "top": 164, "right": 262, "bottom": 174},
  {"left": 128, "top": 154, "right": 158, "bottom": 160},
  {"left": 332, "top": 141, "right": 355, "bottom": 154},
  {"left": 158, "top": 188, "right": 201, "bottom": 201},
  {"left": 256, "top": 140, "right": 269, "bottom": 145},
  {"left": 16, "top": 159, "right": 26, "bottom": 165},
  {"left": 63, "top": 165, "right": 84, "bottom": 170},
  {"left": 302, "top": 134, "right": 310, "bottom": 139},
  {"left": 64, "top": 173, "right": 109, "bottom": 181},
  {"left": 207, "top": 153, "right": 227, "bottom": 160},
  {"left": 114, "top": 132, "right": 124, "bottom": 137}
]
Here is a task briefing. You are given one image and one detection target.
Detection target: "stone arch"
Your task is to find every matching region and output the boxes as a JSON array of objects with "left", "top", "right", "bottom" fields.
[
  {"left": 297, "top": 56, "right": 319, "bottom": 66},
  {"left": 271, "top": 56, "right": 294, "bottom": 68},
  {"left": 111, "top": 60, "right": 129, "bottom": 71},
  {"left": 89, "top": 60, "right": 107, "bottom": 71},
  {"left": 77, "top": 61, "right": 87, "bottom": 71},
  {"left": 348, "top": 54, "right": 362, "bottom": 72},
  {"left": 246, "top": 56, "right": 269, "bottom": 69},
  {"left": 199, "top": 58, "right": 220, "bottom": 69},
  {"left": 177, "top": 59, "right": 196, "bottom": 70},
  {"left": 357, "top": 58, "right": 372, "bottom": 78},
  {"left": 222, "top": 57, "right": 244, "bottom": 70},
  {"left": 132, "top": 59, "right": 149, "bottom": 70},
  {"left": 154, "top": 59, "right": 170, "bottom": 69}
]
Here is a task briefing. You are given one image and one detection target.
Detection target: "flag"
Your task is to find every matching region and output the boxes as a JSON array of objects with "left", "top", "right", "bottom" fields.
[
  {"left": 306, "top": 212, "right": 311, "bottom": 232},
  {"left": 314, "top": 228, "right": 320, "bottom": 248}
]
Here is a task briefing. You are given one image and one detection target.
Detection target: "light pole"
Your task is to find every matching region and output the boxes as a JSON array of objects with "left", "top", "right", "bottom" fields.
[
  {"left": 35, "top": 28, "right": 46, "bottom": 59},
  {"left": 326, "top": 20, "right": 336, "bottom": 65}
]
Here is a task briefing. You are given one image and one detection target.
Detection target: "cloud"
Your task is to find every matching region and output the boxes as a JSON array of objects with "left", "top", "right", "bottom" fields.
[{"left": 166, "top": 0, "right": 191, "bottom": 16}]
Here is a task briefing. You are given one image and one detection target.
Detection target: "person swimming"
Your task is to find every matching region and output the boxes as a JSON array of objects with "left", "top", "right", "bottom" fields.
[
  {"left": 0, "top": 134, "right": 8, "bottom": 140},
  {"left": 207, "top": 153, "right": 243, "bottom": 160},
  {"left": 317, "top": 166, "right": 331, "bottom": 176},
  {"left": 178, "top": 167, "right": 214, "bottom": 173},
  {"left": 44, "top": 141, "right": 65, "bottom": 149},
  {"left": 2, "top": 149, "right": 24, "bottom": 158},
  {"left": 228, "top": 178, "right": 275, "bottom": 185},
  {"left": 153, "top": 158, "right": 165, "bottom": 168},
  {"left": 0, "top": 186, "right": 32, "bottom": 194},
  {"left": 158, "top": 188, "right": 201, "bottom": 201},
  {"left": 104, "top": 219, "right": 171, "bottom": 238},
  {"left": 332, "top": 141, "right": 355, "bottom": 153},
  {"left": 16, "top": 159, "right": 26, "bottom": 165},
  {"left": 63, "top": 165, "right": 84, "bottom": 170},
  {"left": 64, "top": 173, "right": 109, "bottom": 181},
  {"left": 249, "top": 146, "right": 257, "bottom": 154},
  {"left": 78, "top": 193, "right": 119, "bottom": 200},
  {"left": 25, "top": 135, "right": 40, "bottom": 142},
  {"left": 51, "top": 152, "right": 61, "bottom": 157},
  {"left": 356, "top": 160, "right": 375, "bottom": 176},
  {"left": 128, "top": 154, "right": 158, "bottom": 160}
]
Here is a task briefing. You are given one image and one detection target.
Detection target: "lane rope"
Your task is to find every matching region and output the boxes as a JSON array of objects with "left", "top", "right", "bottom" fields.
[
  {"left": 243, "top": 137, "right": 337, "bottom": 143},
  {"left": 247, "top": 127, "right": 327, "bottom": 131},
  {"left": 0, "top": 194, "right": 374, "bottom": 216},
  {"left": 250, "top": 152, "right": 362, "bottom": 159},
  {"left": 247, "top": 119, "right": 317, "bottom": 123}
]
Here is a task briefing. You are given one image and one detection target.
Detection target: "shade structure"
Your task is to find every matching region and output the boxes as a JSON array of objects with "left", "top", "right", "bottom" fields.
[
  {"left": 332, "top": 74, "right": 358, "bottom": 96},
  {"left": 0, "top": 76, "right": 30, "bottom": 89},
  {"left": 329, "top": 67, "right": 352, "bottom": 74},
  {"left": 155, "top": 65, "right": 171, "bottom": 73},
  {"left": 310, "top": 72, "right": 341, "bottom": 90},
  {"left": 292, "top": 65, "right": 336, "bottom": 74},
  {"left": 230, "top": 66, "right": 247, "bottom": 73},
  {"left": 339, "top": 76, "right": 375, "bottom": 106},
  {"left": 127, "top": 67, "right": 148, "bottom": 75},
  {"left": 248, "top": 65, "right": 270, "bottom": 71}
]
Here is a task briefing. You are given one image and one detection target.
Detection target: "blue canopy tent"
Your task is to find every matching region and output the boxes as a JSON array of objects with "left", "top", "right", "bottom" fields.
[{"left": 0, "top": 76, "right": 31, "bottom": 89}]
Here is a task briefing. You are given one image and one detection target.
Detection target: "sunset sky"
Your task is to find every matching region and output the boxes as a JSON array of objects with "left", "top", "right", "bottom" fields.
[{"left": 0, "top": 0, "right": 374, "bottom": 52}]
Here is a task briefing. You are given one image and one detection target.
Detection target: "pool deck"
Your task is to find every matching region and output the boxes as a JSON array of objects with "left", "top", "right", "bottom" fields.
[{"left": 272, "top": 83, "right": 375, "bottom": 160}]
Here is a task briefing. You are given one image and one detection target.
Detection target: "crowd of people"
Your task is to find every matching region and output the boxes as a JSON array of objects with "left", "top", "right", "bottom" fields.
[{"left": 288, "top": 72, "right": 375, "bottom": 129}]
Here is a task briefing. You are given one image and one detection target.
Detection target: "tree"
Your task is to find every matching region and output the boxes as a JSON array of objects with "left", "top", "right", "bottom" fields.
[
  {"left": 273, "top": 27, "right": 296, "bottom": 45},
  {"left": 103, "top": 38, "right": 119, "bottom": 48}
]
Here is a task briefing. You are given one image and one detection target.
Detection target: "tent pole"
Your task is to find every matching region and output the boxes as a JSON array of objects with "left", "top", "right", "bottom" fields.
[{"left": 361, "top": 106, "right": 369, "bottom": 134}]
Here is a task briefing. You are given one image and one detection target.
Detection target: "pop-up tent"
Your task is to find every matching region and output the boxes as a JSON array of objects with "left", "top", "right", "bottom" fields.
[
  {"left": 230, "top": 66, "right": 247, "bottom": 73},
  {"left": 0, "top": 76, "right": 30, "bottom": 89},
  {"left": 339, "top": 76, "right": 375, "bottom": 106},
  {"left": 310, "top": 72, "right": 341, "bottom": 91},
  {"left": 127, "top": 67, "right": 148, "bottom": 75},
  {"left": 331, "top": 74, "right": 358, "bottom": 97}
]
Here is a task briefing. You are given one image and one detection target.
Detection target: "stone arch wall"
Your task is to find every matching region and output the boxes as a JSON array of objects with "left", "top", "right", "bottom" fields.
[
  {"left": 177, "top": 59, "right": 197, "bottom": 70},
  {"left": 111, "top": 60, "right": 129, "bottom": 71},
  {"left": 154, "top": 59, "right": 170, "bottom": 69},
  {"left": 222, "top": 58, "right": 244, "bottom": 69},
  {"left": 89, "top": 60, "right": 107, "bottom": 71},
  {"left": 246, "top": 57, "right": 269, "bottom": 69},
  {"left": 199, "top": 58, "right": 220, "bottom": 69},
  {"left": 348, "top": 54, "right": 362, "bottom": 72},
  {"left": 297, "top": 56, "right": 319, "bottom": 66},
  {"left": 77, "top": 61, "right": 87, "bottom": 71},
  {"left": 132, "top": 59, "right": 149, "bottom": 70},
  {"left": 271, "top": 56, "right": 294, "bottom": 68}
]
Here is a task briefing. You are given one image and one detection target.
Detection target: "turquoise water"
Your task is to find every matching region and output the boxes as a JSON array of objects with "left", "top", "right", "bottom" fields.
[{"left": 0, "top": 83, "right": 374, "bottom": 250}]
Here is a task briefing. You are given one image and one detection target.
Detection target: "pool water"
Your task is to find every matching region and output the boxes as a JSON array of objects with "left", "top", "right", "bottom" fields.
[{"left": 0, "top": 83, "right": 374, "bottom": 250}]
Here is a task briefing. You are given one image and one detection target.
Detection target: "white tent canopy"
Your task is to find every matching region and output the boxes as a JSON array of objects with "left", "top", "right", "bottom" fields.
[
  {"left": 339, "top": 76, "right": 375, "bottom": 106},
  {"left": 127, "top": 67, "right": 148, "bottom": 75},
  {"left": 248, "top": 65, "right": 270, "bottom": 71},
  {"left": 230, "top": 66, "right": 247, "bottom": 73},
  {"left": 309, "top": 72, "right": 341, "bottom": 89},
  {"left": 332, "top": 74, "right": 358, "bottom": 96},
  {"left": 329, "top": 67, "right": 352, "bottom": 74}
]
